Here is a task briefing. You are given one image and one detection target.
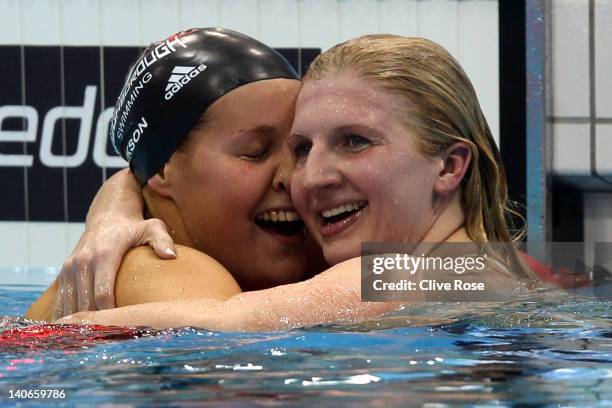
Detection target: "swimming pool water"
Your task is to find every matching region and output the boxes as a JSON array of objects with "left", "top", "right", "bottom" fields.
[{"left": 0, "top": 283, "right": 610, "bottom": 407}]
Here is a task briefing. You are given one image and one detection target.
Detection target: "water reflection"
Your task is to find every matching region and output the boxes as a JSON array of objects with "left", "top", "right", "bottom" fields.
[{"left": 0, "top": 288, "right": 610, "bottom": 406}]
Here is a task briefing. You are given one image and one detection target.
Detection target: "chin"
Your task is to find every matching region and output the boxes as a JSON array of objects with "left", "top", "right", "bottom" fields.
[
  {"left": 249, "top": 260, "right": 307, "bottom": 289},
  {"left": 246, "top": 273, "right": 302, "bottom": 291},
  {"left": 323, "top": 244, "right": 361, "bottom": 266}
]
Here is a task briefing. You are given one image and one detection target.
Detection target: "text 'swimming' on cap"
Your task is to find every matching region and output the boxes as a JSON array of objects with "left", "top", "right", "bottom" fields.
[{"left": 109, "top": 27, "right": 299, "bottom": 185}]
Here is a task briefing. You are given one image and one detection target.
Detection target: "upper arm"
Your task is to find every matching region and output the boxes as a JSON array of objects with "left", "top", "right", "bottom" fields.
[
  {"left": 115, "top": 244, "right": 242, "bottom": 307},
  {"left": 25, "top": 244, "right": 241, "bottom": 322}
]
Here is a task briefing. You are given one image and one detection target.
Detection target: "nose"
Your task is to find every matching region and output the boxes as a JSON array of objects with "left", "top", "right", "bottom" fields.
[
  {"left": 272, "top": 147, "right": 295, "bottom": 192},
  {"left": 299, "top": 145, "right": 342, "bottom": 192}
]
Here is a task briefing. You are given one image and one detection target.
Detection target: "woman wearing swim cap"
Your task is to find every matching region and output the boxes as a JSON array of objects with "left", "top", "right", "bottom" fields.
[
  {"left": 26, "top": 28, "right": 326, "bottom": 321},
  {"left": 56, "top": 34, "right": 542, "bottom": 328}
]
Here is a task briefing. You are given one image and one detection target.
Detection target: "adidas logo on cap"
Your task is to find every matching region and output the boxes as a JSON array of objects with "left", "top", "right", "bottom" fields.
[{"left": 165, "top": 64, "right": 207, "bottom": 100}]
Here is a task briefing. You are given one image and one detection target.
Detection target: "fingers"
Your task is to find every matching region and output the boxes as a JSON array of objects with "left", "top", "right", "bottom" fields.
[
  {"left": 52, "top": 263, "right": 79, "bottom": 320},
  {"left": 54, "top": 245, "right": 98, "bottom": 318},
  {"left": 69, "top": 249, "right": 96, "bottom": 311},
  {"left": 141, "top": 218, "right": 176, "bottom": 259},
  {"left": 52, "top": 274, "right": 65, "bottom": 321},
  {"left": 75, "top": 265, "right": 96, "bottom": 311},
  {"left": 93, "top": 258, "right": 119, "bottom": 310},
  {"left": 61, "top": 273, "right": 78, "bottom": 317},
  {"left": 93, "top": 218, "right": 174, "bottom": 308},
  {"left": 54, "top": 216, "right": 174, "bottom": 318}
]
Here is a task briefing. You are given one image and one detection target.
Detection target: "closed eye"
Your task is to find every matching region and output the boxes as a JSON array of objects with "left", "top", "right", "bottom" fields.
[
  {"left": 239, "top": 147, "right": 269, "bottom": 161},
  {"left": 240, "top": 154, "right": 264, "bottom": 160}
]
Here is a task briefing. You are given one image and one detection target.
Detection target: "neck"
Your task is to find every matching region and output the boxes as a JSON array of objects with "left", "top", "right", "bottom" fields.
[
  {"left": 142, "top": 187, "right": 194, "bottom": 247},
  {"left": 420, "top": 191, "right": 470, "bottom": 244}
]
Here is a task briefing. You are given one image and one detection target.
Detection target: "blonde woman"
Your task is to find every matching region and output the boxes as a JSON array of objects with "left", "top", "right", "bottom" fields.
[{"left": 58, "top": 35, "right": 539, "bottom": 329}]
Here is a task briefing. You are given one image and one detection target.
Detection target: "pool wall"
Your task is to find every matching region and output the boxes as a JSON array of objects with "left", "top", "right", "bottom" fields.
[
  {"left": 0, "top": 0, "right": 502, "bottom": 276},
  {"left": 1, "top": 0, "right": 612, "bottom": 278}
]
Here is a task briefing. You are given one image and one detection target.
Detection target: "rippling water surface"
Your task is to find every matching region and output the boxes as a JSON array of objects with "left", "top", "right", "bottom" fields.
[{"left": 0, "top": 285, "right": 610, "bottom": 407}]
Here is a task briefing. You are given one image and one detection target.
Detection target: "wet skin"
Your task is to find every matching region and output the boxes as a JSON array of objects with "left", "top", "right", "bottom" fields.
[
  {"left": 289, "top": 73, "right": 443, "bottom": 265},
  {"left": 148, "top": 78, "right": 310, "bottom": 291}
]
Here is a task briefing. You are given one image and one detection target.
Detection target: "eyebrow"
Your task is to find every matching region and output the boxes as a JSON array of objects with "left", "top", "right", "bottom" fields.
[
  {"left": 240, "top": 125, "right": 278, "bottom": 136},
  {"left": 327, "top": 124, "right": 387, "bottom": 144},
  {"left": 335, "top": 123, "right": 378, "bottom": 132}
]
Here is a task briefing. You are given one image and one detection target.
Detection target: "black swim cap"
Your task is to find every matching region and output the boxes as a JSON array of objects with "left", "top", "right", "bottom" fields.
[{"left": 109, "top": 27, "right": 299, "bottom": 185}]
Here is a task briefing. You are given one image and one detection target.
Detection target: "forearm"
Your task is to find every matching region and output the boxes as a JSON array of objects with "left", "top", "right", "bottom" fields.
[
  {"left": 217, "top": 283, "right": 364, "bottom": 331},
  {"left": 60, "top": 287, "right": 397, "bottom": 331},
  {"left": 65, "top": 299, "right": 224, "bottom": 329},
  {"left": 86, "top": 168, "right": 143, "bottom": 226},
  {"left": 59, "top": 258, "right": 403, "bottom": 331}
]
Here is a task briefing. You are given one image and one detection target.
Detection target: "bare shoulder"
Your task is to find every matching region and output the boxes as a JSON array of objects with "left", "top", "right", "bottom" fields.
[{"left": 115, "top": 244, "right": 242, "bottom": 307}]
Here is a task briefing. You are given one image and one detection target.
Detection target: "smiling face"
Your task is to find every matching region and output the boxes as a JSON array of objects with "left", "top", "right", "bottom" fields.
[
  {"left": 158, "top": 79, "right": 308, "bottom": 290},
  {"left": 289, "top": 73, "right": 443, "bottom": 265}
]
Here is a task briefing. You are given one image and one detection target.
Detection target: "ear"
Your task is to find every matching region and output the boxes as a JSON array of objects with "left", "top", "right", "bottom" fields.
[
  {"left": 146, "top": 164, "right": 173, "bottom": 198},
  {"left": 433, "top": 142, "right": 472, "bottom": 196}
]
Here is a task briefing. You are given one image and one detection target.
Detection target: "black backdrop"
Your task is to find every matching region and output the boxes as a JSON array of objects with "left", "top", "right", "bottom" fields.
[{"left": 0, "top": 46, "right": 319, "bottom": 222}]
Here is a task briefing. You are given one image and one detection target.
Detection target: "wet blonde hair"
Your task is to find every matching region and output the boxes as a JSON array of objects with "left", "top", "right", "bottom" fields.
[{"left": 305, "top": 34, "right": 533, "bottom": 279}]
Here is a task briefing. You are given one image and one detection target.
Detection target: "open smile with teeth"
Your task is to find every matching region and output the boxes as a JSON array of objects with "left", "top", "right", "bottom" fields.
[
  {"left": 255, "top": 209, "right": 304, "bottom": 236},
  {"left": 256, "top": 210, "right": 301, "bottom": 222},
  {"left": 320, "top": 201, "right": 368, "bottom": 225}
]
